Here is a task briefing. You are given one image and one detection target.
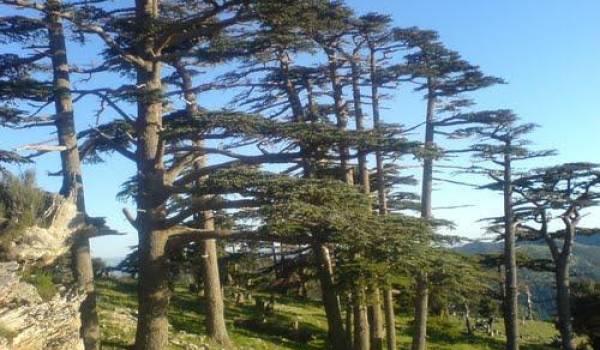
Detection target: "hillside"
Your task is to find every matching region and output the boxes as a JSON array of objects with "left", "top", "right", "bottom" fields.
[
  {"left": 456, "top": 236, "right": 600, "bottom": 319},
  {"left": 97, "top": 277, "right": 559, "bottom": 350}
]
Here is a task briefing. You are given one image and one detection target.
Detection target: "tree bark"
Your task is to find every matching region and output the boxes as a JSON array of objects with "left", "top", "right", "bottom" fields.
[
  {"left": 176, "top": 61, "right": 231, "bottom": 347},
  {"left": 132, "top": 2, "right": 170, "bottom": 349},
  {"left": 554, "top": 260, "right": 575, "bottom": 350},
  {"left": 524, "top": 285, "right": 533, "bottom": 321},
  {"left": 412, "top": 82, "right": 435, "bottom": 350},
  {"left": 550, "top": 220, "right": 575, "bottom": 350},
  {"left": 346, "top": 299, "right": 354, "bottom": 347},
  {"left": 135, "top": 229, "right": 170, "bottom": 350},
  {"left": 369, "top": 47, "right": 387, "bottom": 216},
  {"left": 411, "top": 273, "right": 428, "bottom": 350},
  {"left": 502, "top": 145, "right": 519, "bottom": 350},
  {"left": 465, "top": 303, "right": 473, "bottom": 336},
  {"left": 313, "top": 243, "right": 349, "bottom": 350},
  {"left": 46, "top": 2, "right": 99, "bottom": 348},
  {"left": 368, "top": 289, "right": 384, "bottom": 350},
  {"left": 198, "top": 210, "right": 230, "bottom": 346},
  {"left": 369, "top": 47, "right": 397, "bottom": 350},
  {"left": 352, "top": 52, "right": 384, "bottom": 350},
  {"left": 354, "top": 286, "right": 370, "bottom": 350},
  {"left": 383, "top": 288, "right": 396, "bottom": 350}
]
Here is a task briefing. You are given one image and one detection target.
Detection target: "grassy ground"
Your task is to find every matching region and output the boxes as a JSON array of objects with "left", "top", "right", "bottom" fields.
[{"left": 97, "top": 277, "right": 559, "bottom": 350}]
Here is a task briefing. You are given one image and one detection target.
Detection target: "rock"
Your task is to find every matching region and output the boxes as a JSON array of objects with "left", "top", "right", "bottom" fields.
[
  {"left": 0, "top": 263, "right": 85, "bottom": 350},
  {"left": 6, "top": 197, "right": 82, "bottom": 265},
  {"left": 0, "top": 196, "right": 100, "bottom": 350}
]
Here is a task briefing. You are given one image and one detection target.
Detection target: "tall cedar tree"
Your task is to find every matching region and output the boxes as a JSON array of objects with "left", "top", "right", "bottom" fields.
[
  {"left": 398, "top": 29, "right": 504, "bottom": 350},
  {"left": 460, "top": 110, "right": 555, "bottom": 350}
]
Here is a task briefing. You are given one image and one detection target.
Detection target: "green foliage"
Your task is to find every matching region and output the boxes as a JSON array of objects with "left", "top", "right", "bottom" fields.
[
  {"left": 21, "top": 267, "right": 58, "bottom": 301},
  {"left": 0, "top": 171, "right": 53, "bottom": 254}
]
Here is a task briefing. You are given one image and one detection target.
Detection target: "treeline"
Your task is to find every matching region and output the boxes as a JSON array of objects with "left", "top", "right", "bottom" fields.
[{"left": 0, "top": 1, "right": 598, "bottom": 350}]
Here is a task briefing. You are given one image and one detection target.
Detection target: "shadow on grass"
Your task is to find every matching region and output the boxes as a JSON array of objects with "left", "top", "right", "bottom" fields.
[{"left": 168, "top": 289, "right": 325, "bottom": 350}]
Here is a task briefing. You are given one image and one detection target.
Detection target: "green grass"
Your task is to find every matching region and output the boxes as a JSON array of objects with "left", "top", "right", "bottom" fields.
[{"left": 97, "top": 278, "right": 560, "bottom": 350}]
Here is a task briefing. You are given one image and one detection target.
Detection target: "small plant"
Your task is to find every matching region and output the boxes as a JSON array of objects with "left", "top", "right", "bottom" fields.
[{"left": 22, "top": 268, "right": 58, "bottom": 301}]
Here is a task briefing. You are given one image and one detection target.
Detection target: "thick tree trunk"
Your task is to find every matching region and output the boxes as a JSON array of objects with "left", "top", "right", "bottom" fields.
[
  {"left": 133, "top": 1, "right": 170, "bottom": 348},
  {"left": 313, "top": 243, "right": 349, "bottom": 350},
  {"left": 135, "top": 229, "right": 170, "bottom": 350},
  {"left": 502, "top": 148, "right": 519, "bottom": 350},
  {"left": 411, "top": 273, "right": 429, "bottom": 350},
  {"left": 46, "top": 2, "right": 99, "bottom": 349},
  {"left": 354, "top": 286, "right": 370, "bottom": 350},
  {"left": 383, "top": 288, "right": 396, "bottom": 350}
]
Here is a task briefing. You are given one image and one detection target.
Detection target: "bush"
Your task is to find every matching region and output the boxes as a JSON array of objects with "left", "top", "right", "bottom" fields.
[{"left": 0, "top": 170, "right": 52, "bottom": 253}]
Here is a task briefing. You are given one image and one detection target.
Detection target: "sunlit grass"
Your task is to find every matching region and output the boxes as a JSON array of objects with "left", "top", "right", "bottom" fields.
[{"left": 97, "top": 277, "right": 560, "bottom": 350}]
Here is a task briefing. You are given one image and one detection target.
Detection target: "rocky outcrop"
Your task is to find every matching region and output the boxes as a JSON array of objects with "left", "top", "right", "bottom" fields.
[
  {"left": 0, "top": 196, "right": 109, "bottom": 350},
  {"left": 0, "top": 262, "right": 85, "bottom": 350},
  {"left": 5, "top": 196, "right": 84, "bottom": 265}
]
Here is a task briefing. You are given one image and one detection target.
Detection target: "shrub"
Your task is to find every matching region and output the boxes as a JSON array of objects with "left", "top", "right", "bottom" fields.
[
  {"left": 0, "top": 170, "right": 52, "bottom": 254},
  {"left": 21, "top": 268, "right": 58, "bottom": 301}
]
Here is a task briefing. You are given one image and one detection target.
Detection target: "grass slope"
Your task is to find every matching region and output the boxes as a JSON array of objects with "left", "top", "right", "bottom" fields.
[{"left": 97, "top": 278, "right": 558, "bottom": 350}]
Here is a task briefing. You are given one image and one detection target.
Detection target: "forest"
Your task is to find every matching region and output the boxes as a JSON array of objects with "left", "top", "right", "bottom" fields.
[{"left": 0, "top": 1, "right": 599, "bottom": 350}]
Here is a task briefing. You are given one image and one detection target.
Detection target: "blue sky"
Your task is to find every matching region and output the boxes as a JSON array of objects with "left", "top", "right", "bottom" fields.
[{"left": 1, "top": 0, "right": 599, "bottom": 259}]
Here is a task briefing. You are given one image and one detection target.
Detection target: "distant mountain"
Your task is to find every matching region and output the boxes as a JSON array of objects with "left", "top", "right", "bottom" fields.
[{"left": 455, "top": 234, "right": 600, "bottom": 319}]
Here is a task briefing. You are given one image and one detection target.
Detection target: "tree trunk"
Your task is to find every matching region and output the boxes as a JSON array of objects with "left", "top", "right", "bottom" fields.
[
  {"left": 353, "top": 54, "right": 383, "bottom": 350},
  {"left": 411, "top": 273, "right": 429, "bottom": 350},
  {"left": 46, "top": 2, "right": 99, "bottom": 348},
  {"left": 369, "top": 47, "right": 397, "bottom": 350},
  {"left": 555, "top": 259, "right": 575, "bottom": 350},
  {"left": 412, "top": 84, "right": 435, "bottom": 350},
  {"left": 354, "top": 286, "right": 370, "bottom": 350},
  {"left": 502, "top": 146, "right": 519, "bottom": 350},
  {"left": 200, "top": 225, "right": 230, "bottom": 346},
  {"left": 135, "top": 230, "right": 170, "bottom": 350},
  {"left": 465, "top": 303, "right": 473, "bottom": 336},
  {"left": 383, "top": 288, "right": 396, "bottom": 350},
  {"left": 176, "top": 60, "right": 231, "bottom": 347},
  {"left": 313, "top": 243, "right": 349, "bottom": 350},
  {"left": 368, "top": 288, "right": 384, "bottom": 350},
  {"left": 133, "top": 2, "right": 169, "bottom": 348},
  {"left": 524, "top": 285, "right": 533, "bottom": 321},
  {"left": 346, "top": 299, "right": 354, "bottom": 347},
  {"left": 369, "top": 47, "right": 387, "bottom": 216}
]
